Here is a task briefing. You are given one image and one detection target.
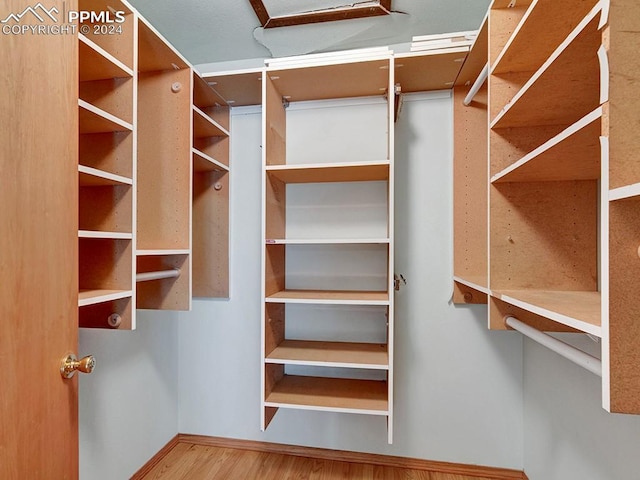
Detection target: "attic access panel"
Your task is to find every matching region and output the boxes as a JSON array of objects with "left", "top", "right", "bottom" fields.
[{"left": 250, "top": 0, "right": 391, "bottom": 28}]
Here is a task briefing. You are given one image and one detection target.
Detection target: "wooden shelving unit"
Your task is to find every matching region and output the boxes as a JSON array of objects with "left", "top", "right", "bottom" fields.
[
  {"left": 261, "top": 53, "right": 395, "bottom": 442},
  {"left": 454, "top": 0, "right": 640, "bottom": 414},
  {"left": 77, "top": 0, "right": 135, "bottom": 330},
  {"left": 136, "top": 17, "right": 191, "bottom": 311},
  {"left": 191, "top": 72, "right": 230, "bottom": 298}
]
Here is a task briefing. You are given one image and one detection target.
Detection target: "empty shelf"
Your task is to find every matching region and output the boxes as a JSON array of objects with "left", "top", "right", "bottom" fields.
[
  {"left": 79, "top": 99, "right": 133, "bottom": 134},
  {"left": 266, "top": 238, "right": 389, "bottom": 245},
  {"left": 265, "top": 375, "right": 389, "bottom": 415},
  {"left": 193, "top": 72, "right": 227, "bottom": 108},
  {"left": 453, "top": 276, "right": 489, "bottom": 294},
  {"left": 495, "top": 289, "right": 601, "bottom": 336},
  {"left": 193, "top": 106, "right": 229, "bottom": 138},
  {"left": 266, "top": 161, "right": 390, "bottom": 183},
  {"left": 79, "top": 33, "right": 133, "bottom": 82},
  {"left": 192, "top": 148, "right": 229, "bottom": 172},
  {"left": 266, "top": 290, "right": 389, "bottom": 305},
  {"left": 79, "top": 289, "right": 132, "bottom": 307},
  {"left": 78, "top": 230, "right": 133, "bottom": 240},
  {"left": 78, "top": 165, "right": 133, "bottom": 186},
  {"left": 266, "top": 340, "right": 388, "bottom": 369},
  {"left": 137, "top": 249, "right": 190, "bottom": 256}
]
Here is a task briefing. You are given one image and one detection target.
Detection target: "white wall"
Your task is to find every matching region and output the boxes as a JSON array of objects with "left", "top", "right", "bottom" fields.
[
  {"left": 178, "top": 92, "right": 524, "bottom": 469},
  {"left": 523, "top": 338, "right": 640, "bottom": 479},
  {"left": 79, "top": 311, "right": 179, "bottom": 480}
]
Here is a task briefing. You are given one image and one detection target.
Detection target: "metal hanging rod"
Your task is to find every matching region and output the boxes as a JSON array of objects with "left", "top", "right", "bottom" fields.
[
  {"left": 136, "top": 268, "right": 181, "bottom": 283},
  {"left": 504, "top": 316, "right": 602, "bottom": 377},
  {"left": 463, "top": 63, "right": 489, "bottom": 106}
]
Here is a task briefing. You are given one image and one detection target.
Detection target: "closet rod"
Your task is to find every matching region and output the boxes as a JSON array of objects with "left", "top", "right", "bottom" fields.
[
  {"left": 504, "top": 316, "right": 602, "bottom": 377},
  {"left": 136, "top": 269, "right": 181, "bottom": 283},
  {"left": 463, "top": 63, "right": 488, "bottom": 106}
]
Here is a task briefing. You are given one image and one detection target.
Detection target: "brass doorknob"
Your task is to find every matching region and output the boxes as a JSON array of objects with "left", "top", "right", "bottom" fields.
[{"left": 60, "top": 353, "right": 96, "bottom": 379}]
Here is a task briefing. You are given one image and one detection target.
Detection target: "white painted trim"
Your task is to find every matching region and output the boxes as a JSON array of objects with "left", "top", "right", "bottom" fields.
[{"left": 609, "top": 182, "right": 640, "bottom": 201}]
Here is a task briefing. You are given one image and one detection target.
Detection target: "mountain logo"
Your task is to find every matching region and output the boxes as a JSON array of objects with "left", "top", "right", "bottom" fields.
[{"left": 1, "top": 3, "right": 59, "bottom": 23}]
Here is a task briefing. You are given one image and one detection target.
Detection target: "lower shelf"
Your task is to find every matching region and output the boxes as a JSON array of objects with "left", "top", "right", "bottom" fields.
[
  {"left": 78, "top": 289, "right": 132, "bottom": 307},
  {"left": 265, "top": 375, "right": 389, "bottom": 415},
  {"left": 266, "top": 340, "right": 388, "bottom": 369},
  {"left": 495, "top": 289, "right": 601, "bottom": 336},
  {"left": 266, "top": 289, "right": 389, "bottom": 305}
]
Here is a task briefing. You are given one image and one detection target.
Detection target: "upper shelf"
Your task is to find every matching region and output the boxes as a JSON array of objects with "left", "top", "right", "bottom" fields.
[
  {"left": 455, "top": 16, "right": 488, "bottom": 87},
  {"left": 79, "top": 99, "right": 133, "bottom": 134},
  {"left": 395, "top": 48, "right": 468, "bottom": 93},
  {"left": 193, "top": 106, "right": 230, "bottom": 138},
  {"left": 79, "top": 34, "right": 133, "bottom": 82},
  {"left": 491, "top": 9, "right": 605, "bottom": 129},
  {"left": 202, "top": 69, "right": 263, "bottom": 107},
  {"left": 492, "top": 0, "right": 601, "bottom": 75},
  {"left": 267, "top": 59, "right": 390, "bottom": 102},
  {"left": 79, "top": 164, "right": 133, "bottom": 186},
  {"left": 266, "top": 161, "right": 389, "bottom": 183},
  {"left": 193, "top": 73, "right": 227, "bottom": 108},
  {"left": 192, "top": 148, "right": 229, "bottom": 173},
  {"left": 138, "top": 17, "right": 190, "bottom": 73}
]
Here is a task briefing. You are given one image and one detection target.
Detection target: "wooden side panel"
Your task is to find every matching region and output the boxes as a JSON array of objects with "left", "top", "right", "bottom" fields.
[
  {"left": 608, "top": 0, "right": 640, "bottom": 189},
  {"left": 608, "top": 197, "right": 640, "bottom": 412},
  {"left": 137, "top": 69, "right": 191, "bottom": 250},
  {"left": 192, "top": 170, "right": 229, "bottom": 298},
  {"left": 137, "top": 254, "right": 190, "bottom": 310},
  {"left": 0, "top": 0, "right": 79, "bottom": 476},
  {"left": 265, "top": 76, "right": 286, "bottom": 166},
  {"left": 490, "top": 181, "right": 598, "bottom": 291},
  {"left": 453, "top": 85, "right": 488, "bottom": 289},
  {"left": 265, "top": 303, "right": 285, "bottom": 358},
  {"left": 265, "top": 245, "right": 286, "bottom": 297}
]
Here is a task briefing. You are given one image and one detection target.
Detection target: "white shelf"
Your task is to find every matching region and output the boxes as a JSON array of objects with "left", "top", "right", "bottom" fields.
[{"left": 78, "top": 165, "right": 133, "bottom": 186}]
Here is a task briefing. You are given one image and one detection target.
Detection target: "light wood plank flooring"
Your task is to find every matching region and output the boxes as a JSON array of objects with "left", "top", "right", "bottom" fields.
[{"left": 138, "top": 442, "right": 504, "bottom": 480}]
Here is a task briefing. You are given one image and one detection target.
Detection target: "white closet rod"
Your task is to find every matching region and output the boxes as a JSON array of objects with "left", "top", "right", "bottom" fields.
[
  {"left": 505, "top": 316, "right": 602, "bottom": 377},
  {"left": 463, "top": 63, "right": 489, "bottom": 106},
  {"left": 136, "top": 269, "right": 181, "bottom": 283}
]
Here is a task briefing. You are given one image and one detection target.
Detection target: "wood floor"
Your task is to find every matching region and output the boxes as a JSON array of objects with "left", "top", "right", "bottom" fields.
[{"left": 138, "top": 442, "right": 505, "bottom": 480}]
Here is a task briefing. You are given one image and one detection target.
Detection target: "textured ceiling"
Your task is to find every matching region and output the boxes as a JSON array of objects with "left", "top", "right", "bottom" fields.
[{"left": 127, "top": 0, "right": 490, "bottom": 67}]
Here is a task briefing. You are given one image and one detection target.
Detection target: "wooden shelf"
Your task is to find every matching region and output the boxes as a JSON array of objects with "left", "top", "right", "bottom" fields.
[
  {"left": 266, "top": 290, "right": 389, "bottom": 305},
  {"left": 492, "top": 0, "right": 600, "bottom": 75},
  {"left": 490, "top": 9, "right": 604, "bottom": 129},
  {"left": 192, "top": 148, "right": 229, "bottom": 172},
  {"left": 79, "top": 34, "right": 133, "bottom": 82},
  {"left": 78, "top": 230, "right": 132, "bottom": 240},
  {"left": 491, "top": 107, "right": 602, "bottom": 183},
  {"left": 453, "top": 276, "right": 489, "bottom": 295},
  {"left": 193, "top": 106, "right": 230, "bottom": 138},
  {"left": 395, "top": 48, "right": 468, "bottom": 93},
  {"left": 455, "top": 16, "right": 488, "bottom": 87},
  {"left": 266, "top": 238, "right": 389, "bottom": 245},
  {"left": 266, "top": 161, "right": 389, "bottom": 183},
  {"left": 202, "top": 69, "right": 263, "bottom": 106},
  {"left": 495, "top": 290, "right": 601, "bottom": 336},
  {"left": 266, "top": 340, "right": 388, "bottom": 369},
  {"left": 193, "top": 73, "right": 226, "bottom": 108},
  {"left": 137, "top": 249, "right": 190, "bottom": 256},
  {"left": 78, "top": 289, "right": 132, "bottom": 307},
  {"left": 78, "top": 165, "right": 132, "bottom": 186},
  {"left": 265, "top": 375, "right": 389, "bottom": 415},
  {"left": 79, "top": 99, "right": 133, "bottom": 134},
  {"left": 268, "top": 59, "right": 390, "bottom": 102},
  {"left": 137, "top": 17, "right": 189, "bottom": 72}
]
